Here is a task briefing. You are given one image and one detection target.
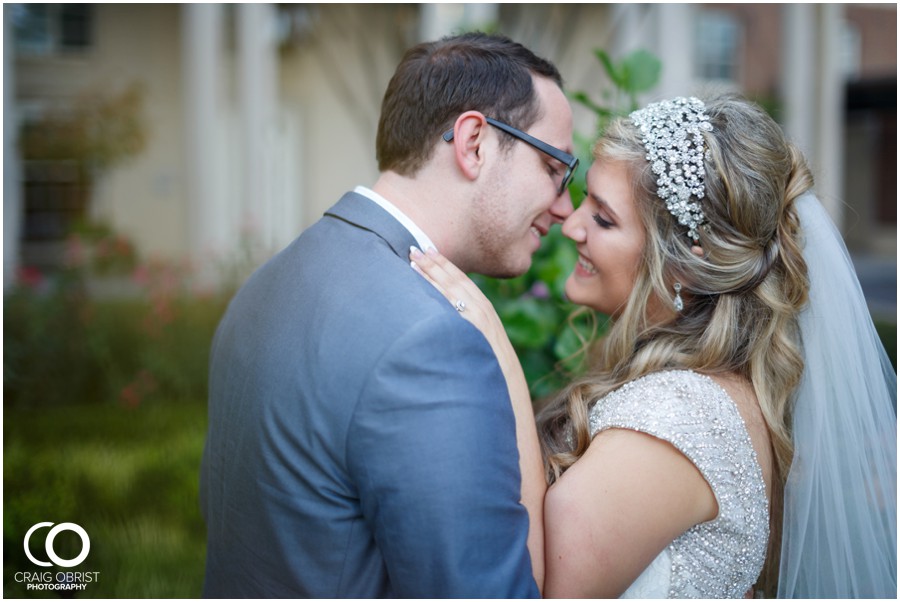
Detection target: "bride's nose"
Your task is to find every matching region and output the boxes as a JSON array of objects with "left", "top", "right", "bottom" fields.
[{"left": 561, "top": 208, "right": 587, "bottom": 243}]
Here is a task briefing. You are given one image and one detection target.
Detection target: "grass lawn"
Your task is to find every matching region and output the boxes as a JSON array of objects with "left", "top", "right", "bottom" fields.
[{"left": 4, "top": 400, "right": 208, "bottom": 598}]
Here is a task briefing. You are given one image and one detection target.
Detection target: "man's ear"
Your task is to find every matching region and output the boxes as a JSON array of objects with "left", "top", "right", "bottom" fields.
[{"left": 450, "top": 111, "right": 488, "bottom": 182}]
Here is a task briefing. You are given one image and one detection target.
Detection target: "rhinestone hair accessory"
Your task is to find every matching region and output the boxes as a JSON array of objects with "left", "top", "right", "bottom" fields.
[{"left": 630, "top": 97, "right": 714, "bottom": 242}]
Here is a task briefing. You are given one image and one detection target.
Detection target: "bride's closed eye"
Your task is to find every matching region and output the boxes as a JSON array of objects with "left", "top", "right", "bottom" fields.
[{"left": 592, "top": 213, "right": 614, "bottom": 229}]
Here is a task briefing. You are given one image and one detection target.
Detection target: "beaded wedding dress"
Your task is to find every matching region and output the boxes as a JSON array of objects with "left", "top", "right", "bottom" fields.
[{"left": 589, "top": 370, "right": 769, "bottom": 598}]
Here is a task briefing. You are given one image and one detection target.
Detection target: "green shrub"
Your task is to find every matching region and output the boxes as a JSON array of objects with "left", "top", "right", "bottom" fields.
[
  {"left": 3, "top": 279, "right": 228, "bottom": 409},
  {"left": 875, "top": 319, "right": 897, "bottom": 369}
]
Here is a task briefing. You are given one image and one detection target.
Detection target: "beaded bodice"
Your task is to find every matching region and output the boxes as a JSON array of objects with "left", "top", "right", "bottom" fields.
[{"left": 589, "top": 370, "right": 769, "bottom": 598}]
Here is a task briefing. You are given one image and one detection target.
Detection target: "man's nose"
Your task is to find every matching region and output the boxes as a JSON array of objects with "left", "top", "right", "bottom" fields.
[{"left": 549, "top": 187, "right": 574, "bottom": 223}]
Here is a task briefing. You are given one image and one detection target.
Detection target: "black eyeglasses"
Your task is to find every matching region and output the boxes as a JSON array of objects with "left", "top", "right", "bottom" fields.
[{"left": 442, "top": 117, "right": 579, "bottom": 195}]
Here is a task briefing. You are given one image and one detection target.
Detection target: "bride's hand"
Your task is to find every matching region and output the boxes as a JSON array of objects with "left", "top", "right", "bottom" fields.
[{"left": 408, "top": 246, "right": 507, "bottom": 346}]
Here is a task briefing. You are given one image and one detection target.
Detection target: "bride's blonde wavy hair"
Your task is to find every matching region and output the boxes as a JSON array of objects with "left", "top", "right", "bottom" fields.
[{"left": 536, "top": 94, "right": 813, "bottom": 595}]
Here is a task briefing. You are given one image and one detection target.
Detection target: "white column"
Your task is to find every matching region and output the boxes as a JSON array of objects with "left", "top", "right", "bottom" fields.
[
  {"left": 237, "top": 3, "right": 280, "bottom": 249},
  {"left": 420, "top": 3, "right": 498, "bottom": 42},
  {"left": 420, "top": 4, "right": 463, "bottom": 41},
  {"left": 782, "top": 4, "right": 845, "bottom": 226},
  {"left": 816, "top": 4, "right": 845, "bottom": 225},
  {"left": 463, "top": 3, "right": 498, "bottom": 30},
  {"left": 781, "top": 4, "right": 817, "bottom": 177},
  {"left": 656, "top": 4, "right": 695, "bottom": 99},
  {"left": 183, "top": 4, "right": 227, "bottom": 281},
  {"left": 610, "top": 4, "right": 645, "bottom": 58},
  {"left": 4, "top": 4, "right": 22, "bottom": 290}
]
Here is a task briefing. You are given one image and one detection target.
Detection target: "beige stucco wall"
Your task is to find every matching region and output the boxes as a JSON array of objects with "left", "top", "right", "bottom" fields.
[
  {"left": 11, "top": 3, "right": 895, "bottom": 273},
  {"left": 278, "top": 5, "right": 417, "bottom": 228},
  {"left": 16, "top": 4, "right": 188, "bottom": 259},
  {"left": 92, "top": 4, "right": 187, "bottom": 259}
]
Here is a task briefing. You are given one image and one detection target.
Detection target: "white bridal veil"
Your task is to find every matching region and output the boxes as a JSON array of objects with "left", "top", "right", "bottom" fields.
[{"left": 778, "top": 192, "right": 897, "bottom": 598}]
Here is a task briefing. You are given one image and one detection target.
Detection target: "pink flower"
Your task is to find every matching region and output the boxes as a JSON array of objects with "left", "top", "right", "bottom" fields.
[
  {"left": 120, "top": 383, "right": 140, "bottom": 408},
  {"left": 132, "top": 263, "right": 150, "bottom": 286},
  {"left": 17, "top": 265, "right": 44, "bottom": 289},
  {"left": 529, "top": 281, "right": 551, "bottom": 299},
  {"left": 119, "top": 369, "right": 158, "bottom": 409}
]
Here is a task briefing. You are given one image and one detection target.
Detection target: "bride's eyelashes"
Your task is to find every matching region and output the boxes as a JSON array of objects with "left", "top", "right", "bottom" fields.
[
  {"left": 592, "top": 213, "right": 614, "bottom": 229},
  {"left": 584, "top": 188, "right": 616, "bottom": 229}
]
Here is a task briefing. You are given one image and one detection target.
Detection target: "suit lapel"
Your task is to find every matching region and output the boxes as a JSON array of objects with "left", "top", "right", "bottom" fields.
[{"left": 324, "top": 191, "right": 418, "bottom": 259}]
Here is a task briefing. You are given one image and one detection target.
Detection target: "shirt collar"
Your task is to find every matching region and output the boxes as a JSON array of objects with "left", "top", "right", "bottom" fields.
[{"left": 353, "top": 185, "right": 437, "bottom": 252}]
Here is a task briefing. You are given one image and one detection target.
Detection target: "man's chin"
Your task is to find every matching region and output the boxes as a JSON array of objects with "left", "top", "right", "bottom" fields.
[{"left": 481, "top": 255, "right": 533, "bottom": 280}]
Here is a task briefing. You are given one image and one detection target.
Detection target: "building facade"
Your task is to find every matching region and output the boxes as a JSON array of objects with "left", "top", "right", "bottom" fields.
[{"left": 4, "top": 3, "right": 896, "bottom": 289}]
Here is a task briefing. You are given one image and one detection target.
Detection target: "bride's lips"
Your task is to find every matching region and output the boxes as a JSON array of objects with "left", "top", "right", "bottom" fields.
[{"left": 574, "top": 253, "right": 598, "bottom": 277}]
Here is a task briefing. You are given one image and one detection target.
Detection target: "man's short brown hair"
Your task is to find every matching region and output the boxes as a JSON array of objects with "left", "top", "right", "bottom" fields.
[{"left": 376, "top": 32, "right": 563, "bottom": 176}]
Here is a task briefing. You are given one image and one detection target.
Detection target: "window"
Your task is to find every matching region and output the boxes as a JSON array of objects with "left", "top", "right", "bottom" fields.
[
  {"left": 21, "top": 159, "right": 90, "bottom": 242},
  {"left": 695, "top": 10, "right": 741, "bottom": 83},
  {"left": 12, "top": 3, "right": 93, "bottom": 55}
]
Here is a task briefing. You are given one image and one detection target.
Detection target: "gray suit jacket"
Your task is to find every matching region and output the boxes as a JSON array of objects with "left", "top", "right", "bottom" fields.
[{"left": 200, "top": 191, "right": 538, "bottom": 597}]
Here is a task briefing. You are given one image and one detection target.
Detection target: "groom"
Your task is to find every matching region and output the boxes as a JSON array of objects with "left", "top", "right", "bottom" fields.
[{"left": 200, "top": 32, "right": 576, "bottom": 598}]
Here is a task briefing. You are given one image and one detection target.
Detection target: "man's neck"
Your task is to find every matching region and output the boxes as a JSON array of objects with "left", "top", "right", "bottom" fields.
[{"left": 371, "top": 171, "right": 459, "bottom": 256}]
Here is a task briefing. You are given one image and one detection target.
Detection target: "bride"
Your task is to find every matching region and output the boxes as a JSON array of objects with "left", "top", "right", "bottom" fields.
[{"left": 410, "top": 95, "right": 896, "bottom": 598}]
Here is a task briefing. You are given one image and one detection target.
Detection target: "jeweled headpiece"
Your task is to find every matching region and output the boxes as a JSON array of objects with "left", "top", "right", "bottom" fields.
[{"left": 630, "top": 96, "right": 713, "bottom": 242}]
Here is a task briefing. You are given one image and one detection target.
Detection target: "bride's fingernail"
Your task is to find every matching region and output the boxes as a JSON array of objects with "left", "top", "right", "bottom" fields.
[
  {"left": 426, "top": 247, "right": 437, "bottom": 256},
  {"left": 409, "top": 246, "right": 423, "bottom": 259}
]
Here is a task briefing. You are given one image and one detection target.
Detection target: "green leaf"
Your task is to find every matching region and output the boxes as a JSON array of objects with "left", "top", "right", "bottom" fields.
[
  {"left": 553, "top": 310, "right": 607, "bottom": 374},
  {"left": 500, "top": 297, "right": 559, "bottom": 349},
  {"left": 533, "top": 232, "right": 577, "bottom": 299},
  {"left": 552, "top": 321, "right": 587, "bottom": 373},
  {"left": 569, "top": 91, "right": 615, "bottom": 117},
  {"left": 518, "top": 348, "right": 557, "bottom": 396},
  {"left": 594, "top": 49, "right": 622, "bottom": 87},
  {"left": 620, "top": 49, "right": 662, "bottom": 95}
]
